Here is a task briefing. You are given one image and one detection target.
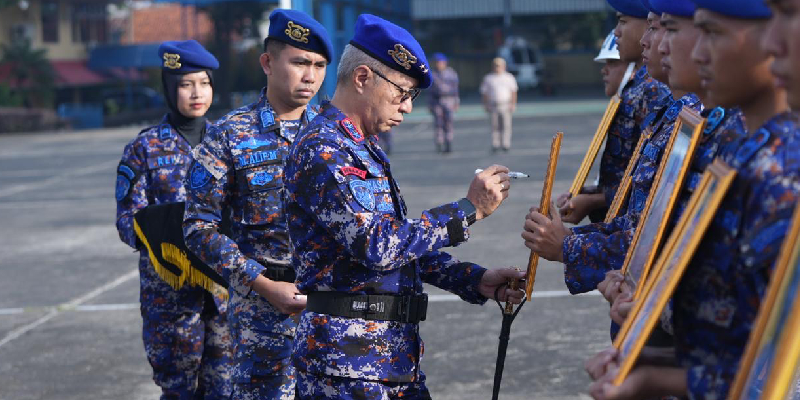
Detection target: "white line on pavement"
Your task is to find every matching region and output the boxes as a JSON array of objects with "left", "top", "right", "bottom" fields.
[
  {"left": 0, "top": 289, "right": 599, "bottom": 317},
  {"left": 0, "top": 269, "right": 139, "bottom": 349},
  {"left": 0, "top": 162, "right": 112, "bottom": 199}
]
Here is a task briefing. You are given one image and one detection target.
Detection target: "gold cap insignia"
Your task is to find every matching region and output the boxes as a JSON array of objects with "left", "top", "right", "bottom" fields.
[
  {"left": 163, "top": 53, "right": 181, "bottom": 69},
  {"left": 388, "top": 44, "right": 417, "bottom": 70},
  {"left": 285, "top": 21, "right": 310, "bottom": 44},
  {"left": 419, "top": 63, "right": 428, "bottom": 74}
]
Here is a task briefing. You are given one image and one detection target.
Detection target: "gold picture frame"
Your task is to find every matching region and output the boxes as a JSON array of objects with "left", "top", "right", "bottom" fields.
[
  {"left": 604, "top": 131, "right": 647, "bottom": 223},
  {"left": 568, "top": 95, "right": 622, "bottom": 199},
  {"left": 622, "top": 107, "right": 706, "bottom": 298},
  {"left": 611, "top": 159, "right": 737, "bottom": 385},
  {"left": 728, "top": 204, "right": 800, "bottom": 400}
]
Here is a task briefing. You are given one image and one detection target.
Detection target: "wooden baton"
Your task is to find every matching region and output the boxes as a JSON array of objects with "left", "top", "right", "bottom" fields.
[{"left": 525, "top": 132, "right": 563, "bottom": 301}]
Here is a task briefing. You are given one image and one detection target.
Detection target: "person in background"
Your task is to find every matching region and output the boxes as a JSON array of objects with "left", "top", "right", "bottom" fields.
[
  {"left": 480, "top": 57, "right": 518, "bottom": 153},
  {"left": 429, "top": 52, "right": 460, "bottom": 153}
]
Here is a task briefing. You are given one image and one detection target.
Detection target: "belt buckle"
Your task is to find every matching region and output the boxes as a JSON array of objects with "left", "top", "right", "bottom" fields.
[{"left": 399, "top": 294, "right": 428, "bottom": 323}]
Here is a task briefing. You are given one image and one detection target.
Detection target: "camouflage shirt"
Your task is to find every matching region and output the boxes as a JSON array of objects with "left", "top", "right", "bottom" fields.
[
  {"left": 562, "top": 94, "right": 701, "bottom": 294},
  {"left": 599, "top": 65, "right": 671, "bottom": 206},
  {"left": 672, "top": 111, "right": 800, "bottom": 400},
  {"left": 284, "top": 103, "right": 488, "bottom": 382}
]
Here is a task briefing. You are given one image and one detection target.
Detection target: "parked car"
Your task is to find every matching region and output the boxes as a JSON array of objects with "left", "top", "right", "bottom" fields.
[{"left": 497, "top": 36, "right": 546, "bottom": 91}]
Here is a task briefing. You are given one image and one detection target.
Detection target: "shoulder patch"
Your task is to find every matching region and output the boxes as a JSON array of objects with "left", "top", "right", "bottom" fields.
[
  {"left": 348, "top": 179, "right": 375, "bottom": 211},
  {"left": 115, "top": 161, "right": 140, "bottom": 202},
  {"left": 340, "top": 118, "right": 364, "bottom": 143},
  {"left": 189, "top": 162, "right": 212, "bottom": 189},
  {"left": 341, "top": 166, "right": 367, "bottom": 179}
]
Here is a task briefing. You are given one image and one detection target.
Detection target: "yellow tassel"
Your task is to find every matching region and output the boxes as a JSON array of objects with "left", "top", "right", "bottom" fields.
[
  {"left": 133, "top": 219, "right": 227, "bottom": 300},
  {"left": 162, "top": 242, "right": 228, "bottom": 300}
]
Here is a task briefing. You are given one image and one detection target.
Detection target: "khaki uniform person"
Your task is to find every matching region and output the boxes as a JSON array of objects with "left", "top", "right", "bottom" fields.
[{"left": 480, "top": 57, "right": 518, "bottom": 152}]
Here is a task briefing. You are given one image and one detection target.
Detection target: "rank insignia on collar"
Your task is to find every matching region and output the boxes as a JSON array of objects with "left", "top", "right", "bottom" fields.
[
  {"left": 285, "top": 21, "right": 310, "bottom": 44},
  {"left": 388, "top": 44, "right": 417, "bottom": 70},
  {"left": 261, "top": 110, "right": 275, "bottom": 128},
  {"left": 163, "top": 53, "right": 181, "bottom": 69},
  {"left": 340, "top": 118, "right": 364, "bottom": 143},
  {"left": 703, "top": 107, "right": 725, "bottom": 135},
  {"left": 159, "top": 125, "right": 172, "bottom": 140}
]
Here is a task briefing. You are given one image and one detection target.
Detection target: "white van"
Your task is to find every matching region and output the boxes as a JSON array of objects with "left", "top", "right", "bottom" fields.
[{"left": 496, "top": 36, "right": 545, "bottom": 91}]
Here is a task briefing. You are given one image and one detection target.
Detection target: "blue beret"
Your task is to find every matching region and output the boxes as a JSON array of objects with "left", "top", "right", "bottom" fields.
[
  {"left": 650, "top": 0, "right": 696, "bottom": 17},
  {"left": 349, "top": 14, "right": 432, "bottom": 89},
  {"left": 641, "top": 0, "right": 659, "bottom": 13},
  {"left": 267, "top": 9, "right": 333, "bottom": 63},
  {"left": 607, "top": 0, "right": 650, "bottom": 18},
  {"left": 690, "top": 0, "right": 772, "bottom": 19},
  {"left": 158, "top": 40, "right": 219, "bottom": 73},
  {"left": 432, "top": 52, "right": 447, "bottom": 62}
]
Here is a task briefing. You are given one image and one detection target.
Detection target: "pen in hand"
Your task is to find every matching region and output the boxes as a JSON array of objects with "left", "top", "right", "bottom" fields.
[{"left": 475, "top": 168, "right": 530, "bottom": 179}]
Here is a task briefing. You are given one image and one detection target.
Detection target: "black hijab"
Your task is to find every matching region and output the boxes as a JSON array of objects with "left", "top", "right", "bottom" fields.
[{"left": 161, "top": 70, "right": 213, "bottom": 147}]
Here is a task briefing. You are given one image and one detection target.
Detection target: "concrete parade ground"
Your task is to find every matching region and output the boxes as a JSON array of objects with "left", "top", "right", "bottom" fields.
[{"left": 0, "top": 97, "right": 613, "bottom": 400}]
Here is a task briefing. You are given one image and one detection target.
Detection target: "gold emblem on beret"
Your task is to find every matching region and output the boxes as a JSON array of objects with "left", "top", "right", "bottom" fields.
[
  {"left": 285, "top": 21, "right": 310, "bottom": 44},
  {"left": 163, "top": 53, "right": 181, "bottom": 69},
  {"left": 388, "top": 44, "right": 417, "bottom": 70}
]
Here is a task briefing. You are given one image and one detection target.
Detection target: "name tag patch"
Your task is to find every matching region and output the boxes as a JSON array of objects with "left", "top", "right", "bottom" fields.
[{"left": 236, "top": 150, "right": 280, "bottom": 168}]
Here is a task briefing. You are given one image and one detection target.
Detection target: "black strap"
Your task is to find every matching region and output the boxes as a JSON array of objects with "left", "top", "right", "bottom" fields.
[
  {"left": 262, "top": 265, "right": 295, "bottom": 283},
  {"left": 307, "top": 292, "right": 428, "bottom": 323}
]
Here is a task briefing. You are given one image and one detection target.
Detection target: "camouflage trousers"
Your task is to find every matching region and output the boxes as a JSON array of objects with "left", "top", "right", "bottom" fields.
[
  {"left": 296, "top": 370, "right": 432, "bottom": 400},
  {"left": 139, "top": 258, "right": 233, "bottom": 400},
  {"left": 430, "top": 103, "right": 455, "bottom": 145}
]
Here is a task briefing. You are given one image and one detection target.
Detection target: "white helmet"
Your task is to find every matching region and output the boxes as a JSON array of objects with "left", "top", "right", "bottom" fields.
[{"left": 594, "top": 31, "right": 620, "bottom": 63}]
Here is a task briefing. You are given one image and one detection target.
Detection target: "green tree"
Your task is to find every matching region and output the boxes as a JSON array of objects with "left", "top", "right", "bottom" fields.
[{"left": 0, "top": 38, "right": 56, "bottom": 108}]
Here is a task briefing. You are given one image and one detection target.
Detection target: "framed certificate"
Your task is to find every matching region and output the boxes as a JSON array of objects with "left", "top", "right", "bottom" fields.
[
  {"left": 622, "top": 107, "right": 706, "bottom": 298},
  {"left": 728, "top": 204, "right": 800, "bottom": 400},
  {"left": 569, "top": 96, "right": 622, "bottom": 200},
  {"left": 611, "top": 159, "right": 737, "bottom": 385}
]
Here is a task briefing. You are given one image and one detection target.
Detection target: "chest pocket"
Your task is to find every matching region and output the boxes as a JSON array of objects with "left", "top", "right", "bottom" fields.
[
  {"left": 368, "top": 178, "right": 394, "bottom": 214},
  {"left": 145, "top": 152, "right": 189, "bottom": 200},
  {"left": 233, "top": 147, "right": 286, "bottom": 226}
]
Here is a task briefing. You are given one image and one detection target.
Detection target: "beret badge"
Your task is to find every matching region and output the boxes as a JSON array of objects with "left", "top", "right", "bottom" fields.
[
  {"left": 163, "top": 53, "right": 182, "bottom": 69},
  {"left": 388, "top": 44, "right": 417, "bottom": 70},
  {"left": 285, "top": 21, "right": 310, "bottom": 44}
]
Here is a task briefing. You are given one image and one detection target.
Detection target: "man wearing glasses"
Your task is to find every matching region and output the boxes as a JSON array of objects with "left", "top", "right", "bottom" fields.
[{"left": 283, "top": 14, "right": 526, "bottom": 399}]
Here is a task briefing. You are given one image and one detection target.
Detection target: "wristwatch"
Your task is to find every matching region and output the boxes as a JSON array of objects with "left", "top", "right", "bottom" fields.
[{"left": 456, "top": 198, "right": 478, "bottom": 226}]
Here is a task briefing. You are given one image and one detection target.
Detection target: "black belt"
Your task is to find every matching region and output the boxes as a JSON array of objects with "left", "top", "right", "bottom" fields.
[
  {"left": 262, "top": 265, "right": 295, "bottom": 283},
  {"left": 306, "top": 292, "right": 428, "bottom": 323}
]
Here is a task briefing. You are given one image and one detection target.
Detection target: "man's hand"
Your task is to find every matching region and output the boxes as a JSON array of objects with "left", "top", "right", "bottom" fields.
[
  {"left": 467, "top": 165, "right": 511, "bottom": 221},
  {"left": 585, "top": 347, "right": 619, "bottom": 380},
  {"left": 478, "top": 267, "right": 526, "bottom": 303},
  {"left": 598, "top": 271, "right": 626, "bottom": 304},
  {"left": 589, "top": 365, "right": 688, "bottom": 400},
  {"left": 249, "top": 275, "right": 307, "bottom": 314},
  {"left": 522, "top": 201, "right": 570, "bottom": 262},
  {"left": 558, "top": 193, "right": 606, "bottom": 224},
  {"left": 610, "top": 292, "right": 635, "bottom": 326}
]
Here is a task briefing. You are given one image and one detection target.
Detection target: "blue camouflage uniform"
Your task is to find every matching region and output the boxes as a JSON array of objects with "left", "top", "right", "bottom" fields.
[
  {"left": 602, "top": 0, "right": 671, "bottom": 209},
  {"left": 429, "top": 52, "right": 460, "bottom": 153},
  {"left": 115, "top": 40, "right": 232, "bottom": 400},
  {"left": 284, "top": 14, "right": 490, "bottom": 399},
  {"left": 182, "top": 9, "right": 332, "bottom": 400},
  {"left": 599, "top": 65, "right": 671, "bottom": 207},
  {"left": 672, "top": 111, "right": 800, "bottom": 399},
  {"left": 562, "top": 94, "right": 701, "bottom": 294},
  {"left": 668, "top": 1, "right": 796, "bottom": 398}
]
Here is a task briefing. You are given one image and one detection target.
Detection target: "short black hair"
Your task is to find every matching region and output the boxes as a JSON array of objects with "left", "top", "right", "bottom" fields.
[{"left": 263, "top": 38, "right": 288, "bottom": 56}]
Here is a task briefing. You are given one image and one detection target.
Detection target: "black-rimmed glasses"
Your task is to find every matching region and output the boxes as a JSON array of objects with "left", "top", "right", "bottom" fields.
[{"left": 369, "top": 67, "right": 421, "bottom": 103}]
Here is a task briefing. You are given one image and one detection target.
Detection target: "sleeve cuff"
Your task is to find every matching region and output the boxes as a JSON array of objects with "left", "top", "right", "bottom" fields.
[{"left": 237, "top": 259, "right": 266, "bottom": 287}]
